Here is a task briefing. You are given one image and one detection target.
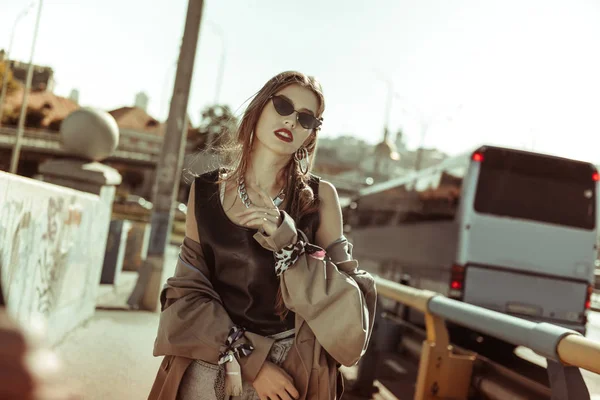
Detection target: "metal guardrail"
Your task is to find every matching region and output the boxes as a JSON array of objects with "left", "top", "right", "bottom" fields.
[{"left": 374, "top": 276, "right": 600, "bottom": 400}]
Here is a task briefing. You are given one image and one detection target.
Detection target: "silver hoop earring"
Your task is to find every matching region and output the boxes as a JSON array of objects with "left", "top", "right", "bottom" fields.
[{"left": 294, "top": 147, "right": 309, "bottom": 175}]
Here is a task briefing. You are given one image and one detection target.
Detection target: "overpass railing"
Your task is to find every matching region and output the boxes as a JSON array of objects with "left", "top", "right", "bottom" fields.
[
  {"left": 374, "top": 276, "right": 600, "bottom": 400},
  {"left": 0, "top": 126, "right": 161, "bottom": 164}
]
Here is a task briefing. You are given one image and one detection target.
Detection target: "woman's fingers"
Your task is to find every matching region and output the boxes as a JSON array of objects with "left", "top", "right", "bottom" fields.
[
  {"left": 243, "top": 217, "right": 278, "bottom": 232},
  {"left": 236, "top": 206, "right": 279, "bottom": 220},
  {"left": 284, "top": 382, "right": 299, "bottom": 399},
  {"left": 233, "top": 186, "right": 283, "bottom": 235}
]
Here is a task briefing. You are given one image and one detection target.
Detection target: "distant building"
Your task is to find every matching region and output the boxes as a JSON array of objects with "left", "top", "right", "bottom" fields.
[
  {"left": 399, "top": 147, "right": 448, "bottom": 171},
  {"left": 69, "top": 89, "right": 80, "bottom": 104},
  {"left": 109, "top": 106, "right": 162, "bottom": 135},
  {"left": 3, "top": 87, "right": 79, "bottom": 129},
  {"left": 134, "top": 92, "right": 149, "bottom": 112},
  {"left": 108, "top": 106, "right": 197, "bottom": 139},
  {"left": 395, "top": 129, "right": 408, "bottom": 154},
  {"left": 312, "top": 135, "right": 372, "bottom": 201},
  {"left": 314, "top": 131, "right": 449, "bottom": 192},
  {"left": 6, "top": 59, "right": 54, "bottom": 92},
  {"left": 361, "top": 138, "right": 402, "bottom": 181}
]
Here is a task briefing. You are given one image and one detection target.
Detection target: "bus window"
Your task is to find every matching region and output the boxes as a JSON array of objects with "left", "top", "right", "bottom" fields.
[{"left": 474, "top": 153, "right": 596, "bottom": 230}]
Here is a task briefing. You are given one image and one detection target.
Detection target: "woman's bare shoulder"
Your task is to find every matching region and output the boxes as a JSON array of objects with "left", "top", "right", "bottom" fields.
[
  {"left": 315, "top": 180, "right": 343, "bottom": 248},
  {"left": 185, "top": 180, "right": 201, "bottom": 243}
]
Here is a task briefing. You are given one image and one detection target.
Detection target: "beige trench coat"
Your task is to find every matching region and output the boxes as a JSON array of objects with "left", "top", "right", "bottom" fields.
[{"left": 148, "top": 206, "right": 377, "bottom": 400}]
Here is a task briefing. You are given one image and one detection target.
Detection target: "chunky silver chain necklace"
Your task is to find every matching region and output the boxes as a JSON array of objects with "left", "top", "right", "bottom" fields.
[{"left": 237, "top": 177, "right": 285, "bottom": 208}]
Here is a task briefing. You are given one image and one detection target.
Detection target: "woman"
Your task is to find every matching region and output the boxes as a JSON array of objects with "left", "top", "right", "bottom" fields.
[{"left": 149, "top": 71, "right": 377, "bottom": 400}]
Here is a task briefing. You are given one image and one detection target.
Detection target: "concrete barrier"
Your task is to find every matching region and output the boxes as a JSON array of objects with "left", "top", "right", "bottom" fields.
[{"left": 0, "top": 171, "right": 113, "bottom": 345}]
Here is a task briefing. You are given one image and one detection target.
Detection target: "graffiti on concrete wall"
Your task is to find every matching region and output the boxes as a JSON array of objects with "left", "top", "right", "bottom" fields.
[
  {"left": 36, "top": 197, "right": 73, "bottom": 316},
  {"left": 0, "top": 172, "right": 112, "bottom": 345}
]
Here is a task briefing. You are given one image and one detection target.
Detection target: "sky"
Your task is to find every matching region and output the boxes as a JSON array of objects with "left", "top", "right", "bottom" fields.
[{"left": 2, "top": 0, "right": 600, "bottom": 163}]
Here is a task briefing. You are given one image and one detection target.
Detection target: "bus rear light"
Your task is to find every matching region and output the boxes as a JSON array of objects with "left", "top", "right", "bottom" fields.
[
  {"left": 472, "top": 152, "right": 484, "bottom": 162},
  {"left": 449, "top": 264, "right": 465, "bottom": 296},
  {"left": 593, "top": 172, "right": 599, "bottom": 181},
  {"left": 585, "top": 284, "right": 593, "bottom": 310}
]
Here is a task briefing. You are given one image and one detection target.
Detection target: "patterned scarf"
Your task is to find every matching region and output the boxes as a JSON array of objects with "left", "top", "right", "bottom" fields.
[
  {"left": 274, "top": 238, "right": 326, "bottom": 277},
  {"left": 214, "top": 326, "right": 254, "bottom": 399}
]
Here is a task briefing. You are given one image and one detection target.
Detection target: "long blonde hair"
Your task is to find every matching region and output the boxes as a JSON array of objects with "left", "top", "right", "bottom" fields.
[{"left": 215, "top": 71, "right": 326, "bottom": 318}]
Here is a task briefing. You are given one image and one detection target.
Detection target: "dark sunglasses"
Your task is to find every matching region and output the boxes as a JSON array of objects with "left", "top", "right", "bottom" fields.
[{"left": 269, "top": 95, "right": 323, "bottom": 130}]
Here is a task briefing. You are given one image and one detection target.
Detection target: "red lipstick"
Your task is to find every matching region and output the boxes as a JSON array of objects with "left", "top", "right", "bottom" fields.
[{"left": 274, "top": 128, "right": 293, "bottom": 143}]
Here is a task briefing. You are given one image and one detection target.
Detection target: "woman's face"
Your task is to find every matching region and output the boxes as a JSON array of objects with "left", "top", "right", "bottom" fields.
[{"left": 254, "top": 83, "right": 320, "bottom": 156}]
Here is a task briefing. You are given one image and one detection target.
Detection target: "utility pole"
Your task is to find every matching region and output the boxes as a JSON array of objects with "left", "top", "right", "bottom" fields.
[
  {"left": 10, "top": 0, "right": 43, "bottom": 174},
  {"left": 413, "top": 121, "right": 428, "bottom": 172},
  {"left": 208, "top": 21, "right": 226, "bottom": 104},
  {"left": 0, "top": 1, "right": 36, "bottom": 125},
  {"left": 128, "top": 0, "right": 204, "bottom": 311}
]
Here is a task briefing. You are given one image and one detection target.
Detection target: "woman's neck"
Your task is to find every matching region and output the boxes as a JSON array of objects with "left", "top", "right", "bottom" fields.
[{"left": 245, "top": 146, "right": 289, "bottom": 195}]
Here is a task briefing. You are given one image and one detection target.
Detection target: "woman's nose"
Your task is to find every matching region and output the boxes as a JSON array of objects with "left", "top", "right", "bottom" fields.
[{"left": 283, "top": 112, "right": 296, "bottom": 129}]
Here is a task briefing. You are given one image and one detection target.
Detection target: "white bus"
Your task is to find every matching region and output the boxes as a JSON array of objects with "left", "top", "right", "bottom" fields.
[{"left": 347, "top": 145, "right": 597, "bottom": 345}]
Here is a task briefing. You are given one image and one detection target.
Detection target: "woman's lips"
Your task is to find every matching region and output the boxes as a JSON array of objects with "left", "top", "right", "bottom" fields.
[{"left": 274, "top": 128, "right": 293, "bottom": 143}]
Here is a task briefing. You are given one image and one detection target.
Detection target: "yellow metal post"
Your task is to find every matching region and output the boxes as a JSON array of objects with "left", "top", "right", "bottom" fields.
[
  {"left": 414, "top": 313, "right": 476, "bottom": 400},
  {"left": 372, "top": 277, "right": 476, "bottom": 399}
]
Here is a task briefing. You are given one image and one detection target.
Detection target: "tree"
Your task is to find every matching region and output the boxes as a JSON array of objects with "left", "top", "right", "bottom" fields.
[
  {"left": 0, "top": 62, "right": 22, "bottom": 126},
  {"left": 1, "top": 106, "right": 47, "bottom": 129},
  {"left": 196, "top": 104, "right": 238, "bottom": 150},
  {"left": 1, "top": 106, "right": 19, "bottom": 126},
  {"left": 0, "top": 61, "right": 20, "bottom": 96}
]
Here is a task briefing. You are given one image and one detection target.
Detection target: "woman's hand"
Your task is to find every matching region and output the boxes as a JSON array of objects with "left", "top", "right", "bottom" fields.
[
  {"left": 252, "top": 361, "right": 299, "bottom": 400},
  {"left": 236, "top": 186, "right": 282, "bottom": 236}
]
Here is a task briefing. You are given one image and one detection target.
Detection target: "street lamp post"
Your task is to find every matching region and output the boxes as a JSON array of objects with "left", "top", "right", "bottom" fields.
[
  {"left": 382, "top": 77, "right": 393, "bottom": 141},
  {"left": 208, "top": 22, "right": 226, "bottom": 104},
  {"left": 9, "top": 0, "right": 43, "bottom": 174},
  {"left": 413, "top": 105, "right": 462, "bottom": 171},
  {"left": 413, "top": 119, "right": 430, "bottom": 172},
  {"left": 374, "top": 70, "right": 395, "bottom": 141},
  {"left": 0, "top": 1, "right": 36, "bottom": 125}
]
